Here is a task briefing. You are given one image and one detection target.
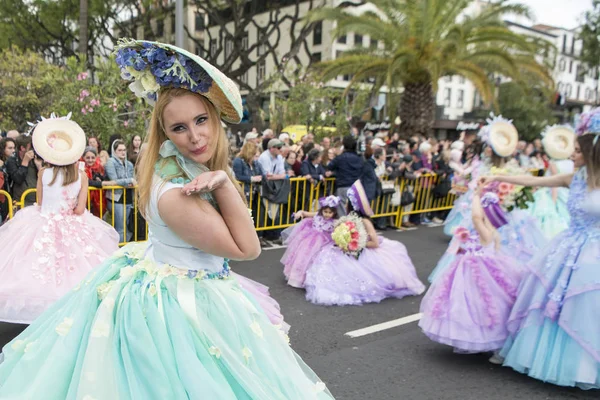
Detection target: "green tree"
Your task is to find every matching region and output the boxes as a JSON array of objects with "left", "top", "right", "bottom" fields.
[
  {"left": 308, "top": 0, "right": 554, "bottom": 137},
  {"left": 496, "top": 82, "right": 556, "bottom": 141},
  {"left": 0, "top": 46, "right": 148, "bottom": 143},
  {"left": 0, "top": 46, "right": 64, "bottom": 130},
  {"left": 580, "top": 0, "right": 600, "bottom": 104}
]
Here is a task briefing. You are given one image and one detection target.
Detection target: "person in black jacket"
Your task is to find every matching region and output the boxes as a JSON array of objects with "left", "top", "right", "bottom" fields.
[
  {"left": 300, "top": 148, "right": 329, "bottom": 207},
  {"left": 327, "top": 135, "right": 364, "bottom": 215},
  {"left": 5, "top": 135, "right": 39, "bottom": 207}
]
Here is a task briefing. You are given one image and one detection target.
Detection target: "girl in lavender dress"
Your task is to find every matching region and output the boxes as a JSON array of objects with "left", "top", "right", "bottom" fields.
[
  {"left": 304, "top": 180, "right": 425, "bottom": 306},
  {"left": 280, "top": 195, "right": 339, "bottom": 288},
  {"left": 419, "top": 188, "right": 524, "bottom": 357},
  {"left": 481, "top": 110, "right": 600, "bottom": 389}
]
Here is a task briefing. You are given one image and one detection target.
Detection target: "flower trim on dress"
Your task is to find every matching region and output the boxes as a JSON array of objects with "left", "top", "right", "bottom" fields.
[{"left": 312, "top": 215, "right": 336, "bottom": 233}]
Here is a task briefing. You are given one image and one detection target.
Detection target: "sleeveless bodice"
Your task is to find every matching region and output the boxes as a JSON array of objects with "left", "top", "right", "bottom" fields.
[
  {"left": 145, "top": 176, "right": 225, "bottom": 273},
  {"left": 40, "top": 168, "right": 82, "bottom": 216},
  {"left": 567, "top": 169, "right": 600, "bottom": 231},
  {"left": 312, "top": 215, "right": 335, "bottom": 233}
]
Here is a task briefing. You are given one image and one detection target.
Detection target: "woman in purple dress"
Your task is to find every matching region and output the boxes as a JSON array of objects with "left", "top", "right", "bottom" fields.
[{"left": 419, "top": 186, "right": 524, "bottom": 358}]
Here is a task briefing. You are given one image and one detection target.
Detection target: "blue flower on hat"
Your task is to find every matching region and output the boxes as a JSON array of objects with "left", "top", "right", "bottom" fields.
[{"left": 588, "top": 113, "right": 600, "bottom": 134}]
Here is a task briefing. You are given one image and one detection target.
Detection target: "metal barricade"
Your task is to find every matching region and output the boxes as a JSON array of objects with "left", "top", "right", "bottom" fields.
[{"left": 0, "top": 190, "right": 13, "bottom": 221}]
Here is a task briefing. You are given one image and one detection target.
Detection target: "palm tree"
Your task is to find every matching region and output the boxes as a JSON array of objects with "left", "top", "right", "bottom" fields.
[{"left": 307, "top": 0, "right": 554, "bottom": 136}]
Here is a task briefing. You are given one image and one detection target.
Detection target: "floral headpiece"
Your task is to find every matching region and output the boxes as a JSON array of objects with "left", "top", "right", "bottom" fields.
[
  {"left": 477, "top": 113, "right": 513, "bottom": 145},
  {"left": 114, "top": 39, "right": 243, "bottom": 123},
  {"left": 319, "top": 195, "right": 341, "bottom": 209},
  {"left": 25, "top": 112, "right": 72, "bottom": 136},
  {"left": 575, "top": 107, "right": 600, "bottom": 146},
  {"left": 477, "top": 112, "right": 518, "bottom": 157}
]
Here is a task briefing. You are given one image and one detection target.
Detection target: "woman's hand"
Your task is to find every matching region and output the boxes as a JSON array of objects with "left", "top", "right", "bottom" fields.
[
  {"left": 294, "top": 210, "right": 305, "bottom": 220},
  {"left": 478, "top": 175, "right": 496, "bottom": 187},
  {"left": 182, "top": 170, "right": 230, "bottom": 196},
  {"left": 251, "top": 175, "right": 262, "bottom": 183}
]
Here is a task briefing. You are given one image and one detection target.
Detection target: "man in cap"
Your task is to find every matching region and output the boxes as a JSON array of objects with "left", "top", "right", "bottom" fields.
[{"left": 257, "top": 138, "right": 288, "bottom": 244}]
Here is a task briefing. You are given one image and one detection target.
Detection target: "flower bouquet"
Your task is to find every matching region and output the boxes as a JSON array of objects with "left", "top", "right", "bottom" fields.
[
  {"left": 331, "top": 214, "right": 368, "bottom": 259},
  {"left": 483, "top": 179, "right": 533, "bottom": 212}
]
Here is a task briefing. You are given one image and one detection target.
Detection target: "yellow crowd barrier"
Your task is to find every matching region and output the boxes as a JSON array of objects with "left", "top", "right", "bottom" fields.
[
  {"left": 7, "top": 170, "right": 547, "bottom": 243},
  {"left": 0, "top": 190, "right": 13, "bottom": 220}
]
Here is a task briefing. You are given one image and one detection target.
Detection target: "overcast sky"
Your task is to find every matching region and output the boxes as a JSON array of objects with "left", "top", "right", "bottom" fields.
[{"left": 508, "top": 0, "right": 593, "bottom": 29}]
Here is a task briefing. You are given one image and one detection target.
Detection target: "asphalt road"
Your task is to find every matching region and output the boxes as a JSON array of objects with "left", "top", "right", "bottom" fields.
[{"left": 0, "top": 226, "right": 597, "bottom": 399}]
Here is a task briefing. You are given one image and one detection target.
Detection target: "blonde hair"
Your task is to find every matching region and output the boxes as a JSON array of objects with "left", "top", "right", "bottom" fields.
[
  {"left": 49, "top": 163, "right": 79, "bottom": 186},
  {"left": 136, "top": 88, "right": 244, "bottom": 217},
  {"left": 237, "top": 141, "right": 258, "bottom": 164}
]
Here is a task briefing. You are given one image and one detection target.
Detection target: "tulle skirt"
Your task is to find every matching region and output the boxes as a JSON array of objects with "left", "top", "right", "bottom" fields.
[
  {"left": 499, "top": 227, "right": 600, "bottom": 389},
  {"left": 429, "top": 209, "right": 546, "bottom": 283},
  {"left": 525, "top": 187, "right": 570, "bottom": 240},
  {"left": 305, "top": 238, "right": 425, "bottom": 306},
  {"left": 0, "top": 242, "right": 333, "bottom": 399},
  {"left": 0, "top": 206, "right": 119, "bottom": 324},
  {"left": 281, "top": 219, "right": 333, "bottom": 288},
  {"left": 419, "top": 251, "right": 524, "bottom": 352}
]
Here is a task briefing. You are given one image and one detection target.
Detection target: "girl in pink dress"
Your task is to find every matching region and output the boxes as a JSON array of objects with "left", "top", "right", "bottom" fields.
[
  {"left": 0, "top": 117, "right": 119, "bottom": 324},
  {"left": 280, "top": 195, "right": 340, "bottom": 288}
]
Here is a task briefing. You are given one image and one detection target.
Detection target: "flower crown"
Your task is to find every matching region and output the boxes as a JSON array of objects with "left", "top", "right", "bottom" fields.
[
  {"left": 25, "top": 112, "right": 73, "bottom": 136},
  {"left": 114, "top": 39, "right": 213, "bottom": 105},
  {"left": 477, "top": 112, "right": 513, "bottom": 146},
  {"left": 319, "top": 195, "right": 341, "bottom": 209},
  {"left": 575, "top": 107, "right": 600, "bottom": 136}
]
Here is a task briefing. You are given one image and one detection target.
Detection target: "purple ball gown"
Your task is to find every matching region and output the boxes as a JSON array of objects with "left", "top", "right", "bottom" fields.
[
  {"left": 304, "top": 227, "right": 425, "bottom": 306},
  {"left": 419, "top": 233, "right": 524, "bottom": 352},
  {"left": 280, "top": 216, "right": 335, "bottom": 288}
]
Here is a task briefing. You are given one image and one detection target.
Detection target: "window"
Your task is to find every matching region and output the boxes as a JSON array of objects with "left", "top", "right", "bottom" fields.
[
  {"left": 240, "top": 32, "right": 249, "bottom": 51},
  {"left": 209, "top": 39, "right": 217, "bottom": 59},
  {"left": 313, "top": 21, "right": 322, "bottom": 46},
  {"left": 338, "top": 34, "right": 347, "bottom": 44},
  {"left": 457, "top": 89, "right": 464, "bottom": 108},
  {"left": 571, "top": 36, "right": 576, "bottom": 55},
  {"left": 354, "top": 34, "right": 363, "bottom": 47},
  {"left": 576, "top": 64, "right": 585, "bottom": 83},
  {"left": 576, "top": 85, "right": 580, "bottom": 100},
  {"left": 195, "top": 13, "right": 204, "bottom": 31},
  {"left": 565, "top": 83, "right": 572, "bottom": 98},
  {"left": 157, "top": 20, "right": 164, "bottom": 37},
  {"left": 257, "top": 30, "right": 266, "bottom": 56},
  {"left": 370, "top": 38, "right": 378, "bottom": 49},
  {"left": 444, "top": 76, "right": 452, "bottom": 83},
  {"left": 195, "top": 46, "right": 202, "bottom": 56},
  {"left": 569, "top": 60, "right": 573, "bottom": 73},
  {"left": 557, "top": 82, "right": 564, "bottom": 92},
  {"left": 444, "top": 88, "right": 452, "bottom": 107},
  {"left": 459, "top": 76, "right": 466, "bottom": 84},
  {"left": 562, "top": 35, "right": 567, "bottom": 53},
  {"left": 257, "top": 61, "right": 266, "bottom": 85},
  {"left": 558, "top": 58, "right": 566, "bottom": 72},
  {"left": 171, "top": 15, "right": 176, "bottom": 34},
  {"left": 585, "top": 88, "right": 591, "bottom": 101},
  {"left": 225, "top": 38, "right": 233, "bottom": 60},
  {"left": 240, "top": 71, "right": 248, "bottom": 85},
  {"left": 311, "top": 52, "right": 322, "bottom": 63}
]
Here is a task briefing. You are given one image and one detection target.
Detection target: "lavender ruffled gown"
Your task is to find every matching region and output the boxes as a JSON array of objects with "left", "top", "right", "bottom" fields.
[
  {"left": 419, "top": 233, "right": 524, "bottom": 352},
  {"left": 280, "top": 216, "right": 335, "bottom": 288},
  {"left": 304, "top": 225, "right": 425, "bottom": 306}
]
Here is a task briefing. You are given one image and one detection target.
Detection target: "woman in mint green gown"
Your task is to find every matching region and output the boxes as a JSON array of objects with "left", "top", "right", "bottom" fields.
[{"left": 0, "top": 40, "right": 333, "bottom": 400}]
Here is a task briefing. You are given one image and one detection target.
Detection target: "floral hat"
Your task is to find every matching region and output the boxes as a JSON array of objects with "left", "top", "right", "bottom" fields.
[
  {"left": 477, "top": 113, "right": 518, "bottom": 157},
  {"left": 114, "top": 39, "right": 243, "bottom": 124},
  {"left": 318, "top": 195, "right": 341, "bottom": 209},
  {"left": 541, "top": 125, "right": 575, "bottom": 160},
  {"left": 347, "top": 180, "right": 374, "bottom": 217},
  {"left": 575, "top": 108, "right": 600, "bottom": 147},
  {"left": 32, "top": 117, "right": 86, "bottom": 166}
]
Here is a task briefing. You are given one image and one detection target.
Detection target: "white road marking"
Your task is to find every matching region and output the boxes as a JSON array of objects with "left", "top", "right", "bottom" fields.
[{"left": 345, "top": 313, "right": 422, "bottom": 338}]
